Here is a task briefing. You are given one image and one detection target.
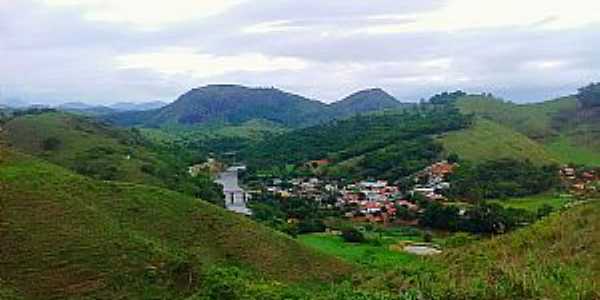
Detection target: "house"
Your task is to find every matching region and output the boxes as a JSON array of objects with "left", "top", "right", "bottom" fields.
[{"left": 305, "top": 159, "right": 330, "bottom": 169}]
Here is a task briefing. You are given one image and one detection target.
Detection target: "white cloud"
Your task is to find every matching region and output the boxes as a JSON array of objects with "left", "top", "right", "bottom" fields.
[
  {"left": 360, "top": 0, "right": 600, "bottom": 34},
  {"left": 242, "top": 20, "right": 305, "bottom": 34},
  {"left": 523, "top": 60, "right": 569, "bottom": 70},
  {"left": 115, "top": 48, "right": 309, "bottom": 78},
  {"left": 40, "top": 0, "right": 245, "bottom": 29}
]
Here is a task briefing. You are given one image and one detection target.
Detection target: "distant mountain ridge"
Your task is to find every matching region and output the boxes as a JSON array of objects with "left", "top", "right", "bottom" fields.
[
  {"left": 106, "top": 85, "right": 405, "bottom": 128},
  {"left": 56, "top": 100, "right": 169, "bottom": 116},
  {"left": 330, "top": 88, "right": 404, "bottom": 117}
]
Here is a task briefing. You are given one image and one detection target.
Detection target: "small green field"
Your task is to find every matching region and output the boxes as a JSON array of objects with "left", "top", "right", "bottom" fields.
[
  {"left": 298, "top": 227, "right": 434, "bottom": 268},
  {"left": 298, "top": 234, "right": 418, "bottom": 268},
  {"left": 488, "top": 194, "right": 571, "bottom": 212}
]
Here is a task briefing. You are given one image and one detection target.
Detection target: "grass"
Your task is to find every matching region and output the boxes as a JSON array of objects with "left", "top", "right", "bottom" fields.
[
  {"left": 440, "top": 118, "right": 559, "bottom": 164},
  {"left": 488, "top": 193, "right": 571, "bottom": 212},
  {"left": 455, "top": 95, "right": 577, "bottom": 140},
  {"left": 1, "top": 112, "right": 172, "bottom": 186},
  {"left": 544, "top": 134, "right": 600, "bottom": 166},
  {"left": 298, "top": 233, "right": 420, "bottom": 269},
  {"left": 455, "top": 95, "right": 600, "bottom": 167},
  {"left": 0, "top": 150, "right": 352, "bottom": 299},
  {"left": 361, "top": 200, "right": 600, "bottom": 299}
]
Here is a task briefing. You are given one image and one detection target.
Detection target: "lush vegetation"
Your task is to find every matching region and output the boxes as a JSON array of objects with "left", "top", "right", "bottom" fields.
[
  {"left": 106, "top": 85, "right": 406, "bottom": 129},
  {"left": 0, "top": 112, "right": 225, "bottom": 205},
  {"left": 0, "top": 150, "right": 352, "bottom": 299},
  {"left": 488, "top": 193, "right": 570, "bottom": 212},
  {"left": 242, "top": 106, "right": 471, "bottom": 181},
  {"left": 449, "top": 158, "right": 560, "bottom": 200},
  {"left": 440, "top": 118, "right": 559, "bottom": 165},
  {"left": 248, "top": 194, "right": 338, "bottom": 236},
  {"left": 454, "top": 91, "right": 600, "bottom": 166},
  {"left": 577, "top": 82, "right": 600, "bottom": 108},
  {"left": 419, "top": 201, "right": 544, "bottom": 234}
]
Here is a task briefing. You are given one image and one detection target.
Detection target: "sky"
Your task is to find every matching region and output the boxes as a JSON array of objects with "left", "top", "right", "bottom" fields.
[{"left": 1, "top": 0, "right": 599, "bottom": 105}]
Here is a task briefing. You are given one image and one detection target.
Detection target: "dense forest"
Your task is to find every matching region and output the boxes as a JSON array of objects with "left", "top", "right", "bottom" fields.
[
  {"left": 241, "top": 105, "right": 472, "bottom": 181},
  {"left": 448, "top": 159, "right": 560, "bottom": 200}
]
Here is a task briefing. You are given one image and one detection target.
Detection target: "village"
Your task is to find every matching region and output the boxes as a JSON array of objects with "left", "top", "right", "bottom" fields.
[
  {"left": 249, "top": 160, "right": 599, "bottom": 224},
  {"left": 259, "top": 161, "right": 458, "bottom": 224}
]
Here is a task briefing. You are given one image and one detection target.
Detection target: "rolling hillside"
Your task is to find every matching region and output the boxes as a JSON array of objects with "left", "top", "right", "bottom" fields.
[
  {"left": 454, "top": 95, "right": 600, "bottom": 166},
  {"left": 242, "top": 106, "right": 470, "bottom": 180},
  {"left": 440, "top": 118, "right": 559, "bottom": 164},
  {"left": 360, "top": 199, "right": 600, "bottom": 299},
  {"left": 0, "top": 149, "right": 352, "bottom": 299},
  {"left": 0, "top": 111, "right": 224, "bottom": 204},
  {"left": 105, "top": 85, "right": 405, "bottom": 128}
]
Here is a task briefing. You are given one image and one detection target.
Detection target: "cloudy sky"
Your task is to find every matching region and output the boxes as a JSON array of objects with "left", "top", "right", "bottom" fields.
[{"left": 1, "top": 0, "right": 599, "bottom": 105}]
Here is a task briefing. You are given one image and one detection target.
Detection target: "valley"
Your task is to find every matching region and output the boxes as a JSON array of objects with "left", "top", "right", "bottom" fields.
[{"left": 1, "top": 84, "right": 599, "bottom": 299}]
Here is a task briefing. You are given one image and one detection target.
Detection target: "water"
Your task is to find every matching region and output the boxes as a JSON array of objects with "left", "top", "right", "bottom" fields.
[{"left": 215, "top": 166, "right": 252, "bottom": 215}]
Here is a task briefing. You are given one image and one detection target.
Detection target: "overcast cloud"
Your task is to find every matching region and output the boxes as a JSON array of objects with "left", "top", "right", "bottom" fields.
[{"left": 0, "top": 0, "right": 599, "bottom": 105}]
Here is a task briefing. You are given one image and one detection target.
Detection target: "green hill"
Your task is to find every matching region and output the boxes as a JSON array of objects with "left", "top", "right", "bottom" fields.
[
  {"left": 0, "top": 111, "right": 224, "bottom": 205},
  {"left": 455, "top": 95, "right": 577, "bottom": 140},
  {"left": 455, "top": 95, "right": 600, "bottom": 166},
  {"left": 440, "top": 118, "right": 559, "bottom": 164},
  {"left": 0, "top": 149, "right": 352, "bottom": 299},
  {"left": 426, "top": 200, "right": 599, "bottom": 299},
  {"left": 241, "top": 106, "right": 470, "bottom": 180}
]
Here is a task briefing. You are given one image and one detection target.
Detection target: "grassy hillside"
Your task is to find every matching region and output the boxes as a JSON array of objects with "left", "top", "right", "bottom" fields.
[
  {"left": 358, "top": 200, "right": 600, "bottom": 299},
  {"left": 455, "top": 95, "right": 577, "bottom": 140},
  {"left": 2, "top": 112, "right": 165, "bottom": 184},
  {"left": 440, "top": 118, "right": 559, "bottom": 164},
  {"left": 455, "top": 95, "right": 600, "bottom": 166},
  {"left": 0, "top": 112, "right": 225, "bottom": 204},
  {"left": 0, "top": 149, "right": 352, "bottom": 299}
]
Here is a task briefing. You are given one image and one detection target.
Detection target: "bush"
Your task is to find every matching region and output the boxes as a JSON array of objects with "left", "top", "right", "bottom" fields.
[
  {"left": 41, "top": 137, "right": 61, "bottom": 151},
  {"left": 444, "top": 232, "right": 476, "bottom": 248},
  {"left": 341, "top": 227, "right": 365, "bottom": 243}
]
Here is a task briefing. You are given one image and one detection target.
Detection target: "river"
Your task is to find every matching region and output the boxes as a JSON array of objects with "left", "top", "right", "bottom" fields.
[{"left": 215, "top": 166, "right": 252, "bottom": 215}]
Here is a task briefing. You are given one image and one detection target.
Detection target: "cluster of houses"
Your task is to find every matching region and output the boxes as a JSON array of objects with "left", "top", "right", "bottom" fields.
[
  {"left": 410, "top": 161, "right": 457, "bottom": 201},
  {"left": 262, "top": 161, "right": 458, "bottom": 223},
  {"left": 560, "top": 166, "right": 599, "bottom": 195}
]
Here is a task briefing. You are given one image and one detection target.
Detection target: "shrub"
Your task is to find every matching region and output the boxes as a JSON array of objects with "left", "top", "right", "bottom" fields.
[
  {"left": 341, "top": 227, "right": 365, "bottom": 243},
  {"left": 41, "top": 137, "right": 61, "bottom": 151}
]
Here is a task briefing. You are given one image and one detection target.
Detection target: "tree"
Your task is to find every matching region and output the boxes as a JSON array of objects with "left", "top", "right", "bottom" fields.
[
  {"left": 447, "top": 153, "right": 460, "bottom": 164},
  {"left": 42, "top": 137, "right": 61, "bottom": 151},
  {"left": 576, "top": 83, "right": 600, "bottom": 108},
  {"left": 341, "top": 227, "right": 365, "bottom": 243},
  {"left": 420, "top": 202, "right": 460, "bottom": 230}
]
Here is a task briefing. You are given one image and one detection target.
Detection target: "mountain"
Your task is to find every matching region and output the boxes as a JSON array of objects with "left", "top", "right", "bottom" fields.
[
  {"left": 105, "top": 85, "right": 404, "bottom": 128},
  {"left": 57, "top": 102, "right": 116, "bottom": 116},
  {"left": 0, "top": 149, "right": 351, "bottom": 299},
  {"left": 0, "top": 98, "right": 29, "bottom": 108},
  {"left": 106, "top": 85, "right": 330, "bottom": 128},
  {"left": 58, "top": 102, "right": 96, "bottom": 110},
  {"left": 330, "top": 88, "right": 405, "bottom": 118},
  {"left": 110, "top": 101, "right": 168, "bottom": 112}
]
